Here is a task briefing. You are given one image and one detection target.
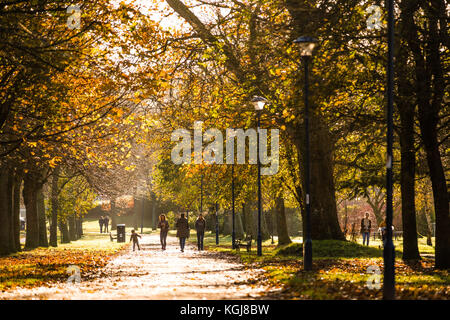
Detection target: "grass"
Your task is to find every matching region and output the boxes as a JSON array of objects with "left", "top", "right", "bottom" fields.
[
  {"left": 0, "top": 219, "right": 132, "bottom": 292},
  {"left": 186, "top": 231, "right": 449, "bottom": 299}
]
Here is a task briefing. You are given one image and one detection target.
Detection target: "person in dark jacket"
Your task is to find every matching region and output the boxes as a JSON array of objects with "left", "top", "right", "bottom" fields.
[
  {"left": 195, "top": 214, "right": 206, "bottom": 251},
  {"left": 175, "top": 213, "right": 189, "bottom": 252},
  {"left": 98, "top": 216, "right": 104, "bottom": 233},
  {"left": 103, "top": 215, "right": 110, "bottom": 233},
  {"left": 360, "top": 212, "right": 372, "bottom": 246},
  {"left": 158, "top": 214, "right": 170, "bottom": 250}
]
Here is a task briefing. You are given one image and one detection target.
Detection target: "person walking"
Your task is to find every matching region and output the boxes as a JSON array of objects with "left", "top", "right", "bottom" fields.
[
  {"left": 98, "top": 216, "right": 104, "bottom": 233},
  {"left": 158, "top": 214, "right": 170, "bottom": 250},
  {"left": 195, "top": 213, "right": 206, "bottom": 251},
  {"left": 360, "top": 212, "right": 372, "bottom": 246},
  {"left": 176, "top": 213, "right": 189, "bottom": 252},
  {"left": 103, "top": 215, "right": 110, "bottom": 233},
  {"left": 378, "top": 221, "right": 394, "bottom": 248},
  {"left": 130, "top": 229, "right": 141, "bottom": 251}
]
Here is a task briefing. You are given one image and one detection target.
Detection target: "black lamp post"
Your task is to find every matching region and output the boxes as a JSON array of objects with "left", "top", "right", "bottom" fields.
[
  {"left": 200, "top": 172, "right": 203, "bottom": 212},
  {"left": 215, "top": 201, "right": 219, "bottom": 245},
  {"left": 293, "top": 36, "right": 318, "bottom": 271},
  {"left": 271, "top": 209, "right": 275, "bottom": 244},
  {"left": 384, "top": 0, "right": 395, "bottom": 300},
  {"left": 251, "top": 96, "right": 267, "bottom": 256},
  {"left": 231, "top": 164, "right": 236, "bottom": 249}
]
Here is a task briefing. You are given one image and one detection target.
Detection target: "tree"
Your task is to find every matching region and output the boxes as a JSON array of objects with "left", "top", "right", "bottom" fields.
[{"left": 398, "top": 0, "right": 449, "bottom": 268}]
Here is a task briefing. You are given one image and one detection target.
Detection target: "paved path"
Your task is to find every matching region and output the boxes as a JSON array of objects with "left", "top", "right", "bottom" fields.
[{"left": 1, "top": 234, "right": 275, "bottom": 300}]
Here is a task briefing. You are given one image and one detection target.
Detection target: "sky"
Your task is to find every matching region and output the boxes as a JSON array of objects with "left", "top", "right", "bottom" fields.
[{"left": 117, "top": 0, "right": 231, "bottom": 31}]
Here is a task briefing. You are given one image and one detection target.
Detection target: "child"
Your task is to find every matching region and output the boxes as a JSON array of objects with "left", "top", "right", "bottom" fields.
[{"left": 130, "top": 229, "right": 141, "bottom": 251}]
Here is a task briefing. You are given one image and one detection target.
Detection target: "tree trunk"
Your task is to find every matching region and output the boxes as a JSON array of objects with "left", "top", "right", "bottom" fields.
[
  {"left": 294, "top": 118, "right": 345, "bottom": 240},
  {"left": 0, "top": 166, "right": 11, "bottom": 255},
  {"left": 23, "top": 171, "right": 40, "bottom": 249},
  {"left": 13, "top": 172, "right": 22, "bottom": 251},
  {"left": 424, "top": 215, "right": 433, "bottom": 247},
  {"left": 222, "top": 211, "right": 232, "bottom": 235},
  {"left": 275, "top": 195, "right": 292, "bottom": 245},
  {"left": 7, "top": 171, "right": 16, "bottom": 253},
  {"left": 261, "top": 210, "right": 271, "bottom": 241},
  {"left": 152, "top": 198, "right": 157, "bottom": 230},
  {"left": 133, "top": 198, "right": 140, "bottom": 230},
  {"left": 77, "top": 218, "right": 83, "bottom": 239},
  {"left": 49, "top": 169, "right": 59, "bottom": 247},
  {"left": 399, "top": 0, "right": 449, "bottom": 269},
  {"left": 205, "top": 211, "right": 215, "bottom": 232},
  {"left": 343, "top": 200, "right": 349, "bottom": 236},
  {"left": 398, "top": 83, "right": 420, "bottom": 260},
  {"left": 242, "top": 202, "right": 255, "bottom": 238},
  {"left": 37, "top": 187, "right": 48, "bottom": 247},
  {"left": 399, "top": 113, "right": 420, "bottom": 260},
  {"left": 235, "top": 210, "right": 245, "bottom": 239},
  {"left": 59, "top": 220, "right": 70, "bottom": 243},
  {"left": 68, "top": 215, "right": 77, "bottom": 241},
  {"left": 420, "top": 128, "right": 450, "bottom": 269},
  {"left": 75, "top": 217, "right": 83, "bottom": 239},
  {"left": 110, "top": 198, "right": 117, "bottom": 230}
]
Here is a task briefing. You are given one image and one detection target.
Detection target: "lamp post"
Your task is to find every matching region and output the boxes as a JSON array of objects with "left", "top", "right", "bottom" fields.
[
  {"left": 384, "top": 0, "right": 395, "bottom": 300},
  {"left": 215, "top": 202, "right": 219, "bottom": 245},
  {"left": 293, "top": 36, "right": 318, "bottom": 271},
  {"left": 271, "top": 208, "right": 275, "bottom": 244},
  {"left": 200, "top": 172, "right": 203, "bottom": 213},
  {"left": 231, "top": 164, "right": 236, "bottom": 249},
  {"left": 251, "top": 96, "right": 267, "bottom": 257}
]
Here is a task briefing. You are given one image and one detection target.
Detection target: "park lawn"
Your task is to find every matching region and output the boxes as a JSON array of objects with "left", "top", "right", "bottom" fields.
[
  {"left": 82, "top": 218, "right": 157, "bottom": 235},
  {"left": 189, "top": 231, "right": 449, "bottom": 300},
  {"left": 0, "top": 222, "right": 128, "bottom": 292}
]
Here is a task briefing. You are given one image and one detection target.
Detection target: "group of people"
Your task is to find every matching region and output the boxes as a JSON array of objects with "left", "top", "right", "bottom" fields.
[
  {"left": 98, "top": 215, "right": 110, "bottom": 233},
  {"left": 127, "top": 213, "right": 207, "bottom": 253},
  {"left": 128, "top": 211, "right": 391, "bottom": 252},
  {"left": 158, "top": 213, "right": 206, "bottom": 252}
]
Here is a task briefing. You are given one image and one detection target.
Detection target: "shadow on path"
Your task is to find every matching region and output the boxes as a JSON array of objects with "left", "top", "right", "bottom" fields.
[{"left": 1, "top": 234, "right": 279, "bottom": 300}]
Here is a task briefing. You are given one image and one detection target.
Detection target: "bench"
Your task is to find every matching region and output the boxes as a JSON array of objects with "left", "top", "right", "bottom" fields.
[
  {"left": 109, "top": 232, "right": 117, "bottom": 242},
  {"left": 235, "top": 236, "right": 252, "bottom": 252}
]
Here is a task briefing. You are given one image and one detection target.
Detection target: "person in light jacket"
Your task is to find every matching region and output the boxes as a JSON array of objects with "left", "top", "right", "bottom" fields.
[{"left": 158, "top": 214, "right": 170, "bottom": 250}]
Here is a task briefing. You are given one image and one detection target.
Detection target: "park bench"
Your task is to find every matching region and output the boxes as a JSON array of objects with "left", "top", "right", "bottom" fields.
[
  {"left": 235, "top": 236, "right": 252, "bottom": 252},
  {"left": 109, "top": 232, "right": 117, "bottom": 242}
]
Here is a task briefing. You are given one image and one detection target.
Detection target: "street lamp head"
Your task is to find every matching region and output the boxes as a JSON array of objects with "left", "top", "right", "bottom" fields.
[
  {"left": 251, "top": 96, "right": 267, "bottom": 111},
  {"left": 293, "top": 36, "right": 318, "bottom": 57}
]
